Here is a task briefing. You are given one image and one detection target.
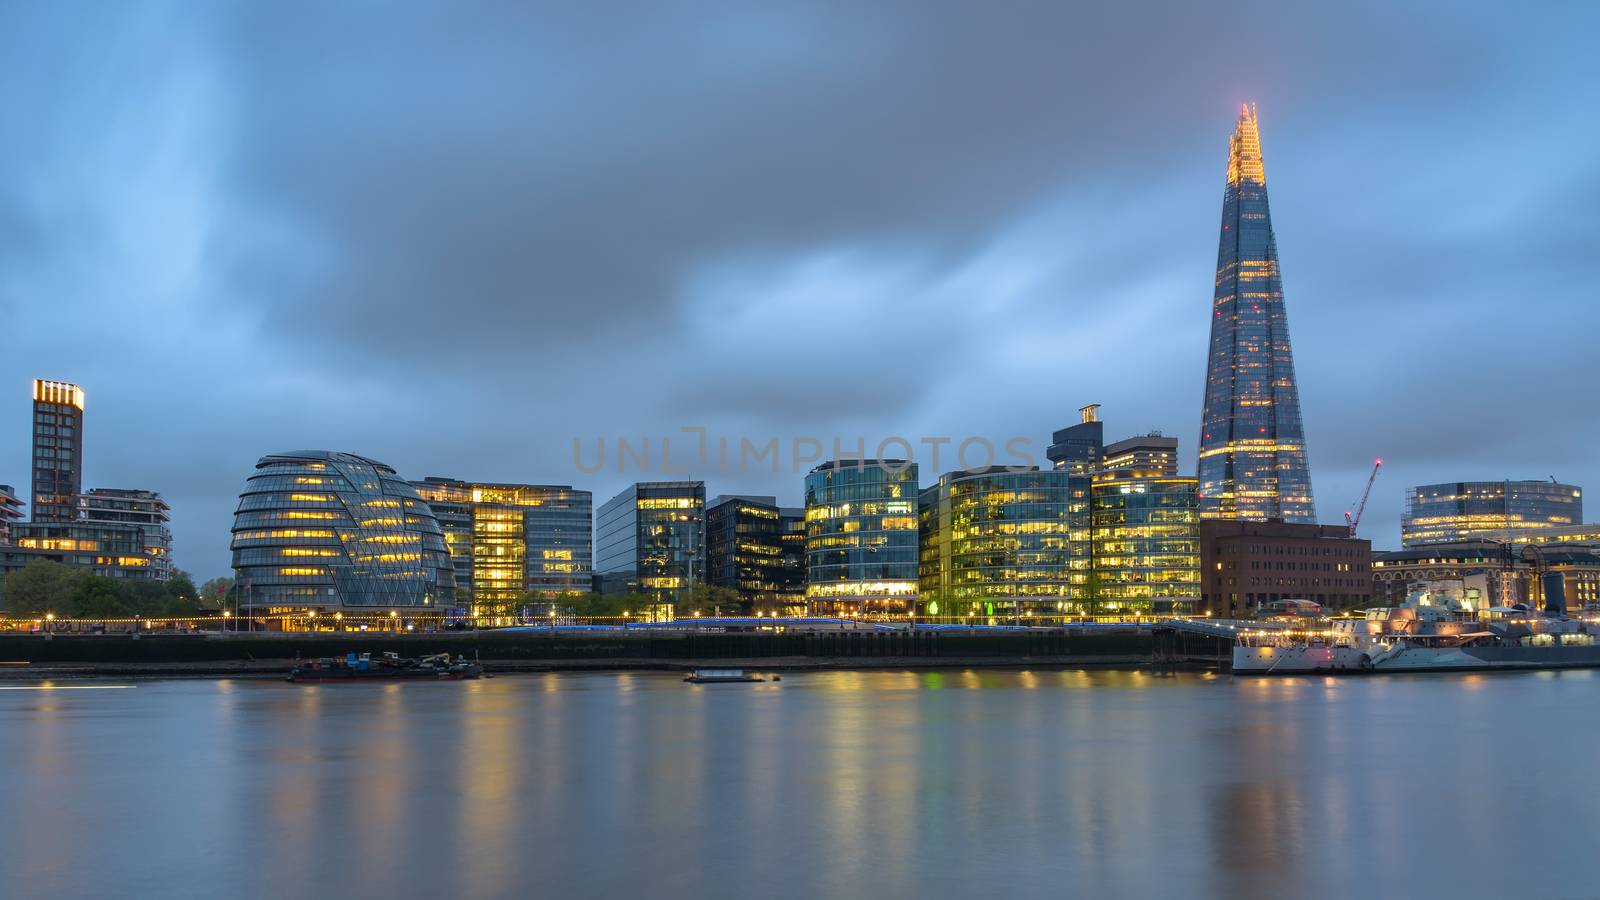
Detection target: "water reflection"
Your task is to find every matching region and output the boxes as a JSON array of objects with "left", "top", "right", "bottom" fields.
[{"left": 1, "top": 671, "right": 1596, "bottom": 900}]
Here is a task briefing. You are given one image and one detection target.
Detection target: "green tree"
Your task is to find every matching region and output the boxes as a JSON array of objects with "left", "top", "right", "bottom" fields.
[
  {"left": 682, "top": 582, "right": 741, "bottom": 617},
  {"left": 199, "top": 576, "right": 233, "bottom": 609},
  {"left": 121, "top": 580, "right": 172, "bottom": 616},
  {"left": 1, "top": 560, "right": 84, "bottom": 617},
  {"left": 72, "top": 575, "right": 131, "bottom": 618},
  {"left": 165, "top": 569, "right": 201, "bottom": 610}
]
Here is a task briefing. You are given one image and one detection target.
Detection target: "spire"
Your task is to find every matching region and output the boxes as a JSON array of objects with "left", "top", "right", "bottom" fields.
[{"left": 1226, "top": 102, "right": 1265, "bottom": 186}]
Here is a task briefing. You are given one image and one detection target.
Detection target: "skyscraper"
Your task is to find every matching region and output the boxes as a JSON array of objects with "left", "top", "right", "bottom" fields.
[
  {"left": 1197, "top": 105, "right": 1316, "bottom": 524},
  {"left": 31, "top": 379, "right": 85, "bottom": 522}
]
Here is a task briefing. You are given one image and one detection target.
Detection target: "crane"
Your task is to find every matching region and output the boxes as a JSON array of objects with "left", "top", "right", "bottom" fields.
[{"left": 1344, "top": 458, "right": 1383, "bottom": 537}]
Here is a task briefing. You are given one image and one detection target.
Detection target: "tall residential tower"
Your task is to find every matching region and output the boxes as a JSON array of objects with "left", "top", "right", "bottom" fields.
[
  {"left": 1197, "top": 105, "right": 1316, "bottom": 524},
  {"left": 31, "top": 379, "right": 84, "bottom": 522}
]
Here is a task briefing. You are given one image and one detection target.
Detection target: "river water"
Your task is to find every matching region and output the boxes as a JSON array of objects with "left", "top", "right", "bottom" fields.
[{"left": 0, "top": 669, "right": 1592, "bottom": 900}]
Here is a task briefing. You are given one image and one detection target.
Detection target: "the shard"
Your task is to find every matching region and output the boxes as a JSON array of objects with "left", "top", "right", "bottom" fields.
[{"left": 1197, "top": 104, "right": 1317, "bottom": 523}]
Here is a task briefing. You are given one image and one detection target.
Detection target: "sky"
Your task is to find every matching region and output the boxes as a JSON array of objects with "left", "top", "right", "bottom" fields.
[{"left": 3, "top": 1, "right": 1598, "bottom": 581}]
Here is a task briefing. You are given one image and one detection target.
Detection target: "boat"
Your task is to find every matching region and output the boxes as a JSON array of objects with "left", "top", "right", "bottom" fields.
[
  {"left": 683, "top": 668, "right": 766, "bottom": 683},
  {"left": 287, "top": 651, "right": 484, "bottom": 683},
  {"left": 1233, "top": 581, "right": 1600, "bottom": 675}
]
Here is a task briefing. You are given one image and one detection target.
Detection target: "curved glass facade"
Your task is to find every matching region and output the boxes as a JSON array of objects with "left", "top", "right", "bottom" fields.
[
  {"left": 804, "top": 460, "right": 918, "bottom": 615},
  {"left": 1090, "top": 476, "right": 1201, "bottom": 614},
  {"left": 230, "top": 451, "right": 455, "bottom": 612},
  {"left": 918, "top": 467, "right": 1088, "bottom": 617},
  {"left": 1402, "top": 481, "right": 1583, "bottom": 547}
]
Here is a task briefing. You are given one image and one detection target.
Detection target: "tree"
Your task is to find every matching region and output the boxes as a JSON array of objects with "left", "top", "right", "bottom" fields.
[
  {"left": 199, "top": 576, "right": 234, "bottom": 609},
  {"left": 682, "top": 582, "right": 741, "bottom": 617},
  {"left": 1, "top": 560, "right": 84, "bottom": 617},
  {"left": 72, "top": 575, "right": 131, "bottom": 618},
  {"left": 165, "top": 569, "right": 200, "bottom": 610}
]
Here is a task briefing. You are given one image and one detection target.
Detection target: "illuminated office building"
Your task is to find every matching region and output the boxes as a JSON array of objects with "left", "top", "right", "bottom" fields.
[
  {"left": 918, "top": 467, "right": 1087, "bottom": 617},
  {"left": 595, "top": 482, "right": 705, "bottom": 616},
  {"left": 230, "top": 451, "right": 455, "bottom": 613},
  {"left": 1401, "top": 481, "right": 1583, "bottom": 547},
  {"left": 1100, "top": 434, "right": 1178, "bottom": 478},
  {"left": 1196, "top": 105, "right": 1317, "bottom": 523},
  {"left": 31, "top": 379, "right": 85, "bottom": 522},
  {"left": 412, "top": 478, "right": 593, "bottom": 618},
  {"left": 1047, "top": 405, "right": 1105, "bottom": 474},
  {"left": 1090, "top": 475, "right": 1201, "bottom": 614},
  {"left": 706, "top": 495, "right": 806, "bottom": 615},
  {"left": 804, "top": 460, "right": 919, "bottom": 615}
]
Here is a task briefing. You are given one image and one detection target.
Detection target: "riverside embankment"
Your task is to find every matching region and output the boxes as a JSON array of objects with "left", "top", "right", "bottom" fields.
[{"left": 0, "top": 626, "right": 1232, "bottom": 678}]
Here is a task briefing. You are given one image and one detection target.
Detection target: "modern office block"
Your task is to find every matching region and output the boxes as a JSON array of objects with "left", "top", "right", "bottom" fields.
[
  {"left": 595, "top": 481, "right": 705, "bottom": 616},
  {"left": 412, "top": 477, "right": 593, "bottom": 619},
  {"left": 804, "top": 460, "right": 919, "bottom": 615},
  {"left": 1401, "top": 481, "right": 1582, "bottom": 547}
]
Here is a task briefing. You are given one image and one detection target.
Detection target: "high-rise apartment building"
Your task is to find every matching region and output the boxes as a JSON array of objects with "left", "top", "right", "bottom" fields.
[
  {"left": 31, "top": 380, "right": 84, "bottom": 522},
  {"left": 79, "top": 488, "right": 173, "bottom": 581},
  {"left": 412, "top": 478, "right": 593, "bottom": 619},
  {"left": 1197, "top": 105, "right": 1316, "bottom": 523}
]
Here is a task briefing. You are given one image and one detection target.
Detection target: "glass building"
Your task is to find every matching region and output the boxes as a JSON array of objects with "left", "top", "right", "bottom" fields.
[
  {"left": 804, "top": 460, "right": 919, "bottom": 616},
  {"left": 918, "top": 467, "right": 1088, "bottom": 618},
  {"left": 1090, "top": 475, "right": 1201, "bottom": 614},
  {"left": 79, "top": 488, "right": 173, "bottom": 581},
  {"left": 411, "top": 478, "right": 594, "bottom": 620},
  {"left": 1197, "top": 105, "right": 1317, "bottom": 523},
  {"left": 31, "top": 379, "right": 84, "bottom": 523},
  {"left": 1401, "top": 481, "right": 1583, "bottom": 547},
  {"left": 594, "top": 482, "right": 705, "bottom": 617},
  {"left": 705, "top": 495, "right": 806, "bottom": 616},
  {"left": 3, "top": 520, "right": 168, "bottom": 582},
  {"left": 230, "top": 451, "right": 456, "bottom": 614}
]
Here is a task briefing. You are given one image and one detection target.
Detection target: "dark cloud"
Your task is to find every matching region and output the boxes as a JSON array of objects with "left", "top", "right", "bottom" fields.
[{"left": 1, "top": 0, "right": 1597, "bottom": 574}]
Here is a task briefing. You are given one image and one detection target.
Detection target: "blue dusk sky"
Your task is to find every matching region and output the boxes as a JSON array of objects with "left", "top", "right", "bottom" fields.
[{"left": 2, "top": 1, "right": 1597, "bottom": 580}]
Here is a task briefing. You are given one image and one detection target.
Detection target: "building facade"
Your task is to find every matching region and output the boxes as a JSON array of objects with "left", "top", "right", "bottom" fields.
[
  {"left": 31, "top": 380, "right": 85, "bottom": 523},
  {"left": 705, "top": 495, "right": 806, "bottom": 615},
  {"left": 918, "top": 467, "right": 1087, "bottom": 617},
  {"left": 411, "top": 477, "right": 593, "bottom": 619},
  {"left": 1196, "top": 105, "right": 1316, "bottom": 524},
  {"left": 804, "top": 460, "right": 919, "bottom": 616},
  {"left": 1047, "top": 405, "right": 1105, "bottom": 474},
  {"left": 2, "top": 520, "right": 168, "bottom": 583},
  {"left": 1200, "top": 520, "right": 1372, "bottom": 616},
  {"left": 229, "top": 451, "right": 455, "bottom": 614},
  {"left": 594, "top": 482, "right": 705, "bottom": 616},
  {"left": 1401, "top": 481, "right": 1583, "bottom": 547},
  {"left": 1090, "top": 475, "right": 1202, "bottom": 614},
  {"left": 0, "top": 484, "right": 21, "bottom": 543},
  {"left": 79, "top": 488, "right": 173, "bottom": 581}
]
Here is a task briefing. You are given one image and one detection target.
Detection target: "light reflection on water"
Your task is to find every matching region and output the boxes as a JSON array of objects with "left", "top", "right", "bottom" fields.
[{"left": 0, "top": 669, "right": 1594, "bottom": 900}]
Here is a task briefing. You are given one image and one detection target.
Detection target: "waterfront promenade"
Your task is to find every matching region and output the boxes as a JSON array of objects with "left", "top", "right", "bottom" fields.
[{"left": 0, "top": 621, "right": 1237, "bottom": 679}]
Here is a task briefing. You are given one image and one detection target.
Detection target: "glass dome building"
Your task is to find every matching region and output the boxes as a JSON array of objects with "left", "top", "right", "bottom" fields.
[{"left": 230, "top": 451, "right": 456, "bottom": 614}]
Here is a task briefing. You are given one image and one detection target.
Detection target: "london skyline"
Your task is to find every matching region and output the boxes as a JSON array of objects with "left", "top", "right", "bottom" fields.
[{"left": 3, "top": 2, "right": 1598, "bottom": 582}]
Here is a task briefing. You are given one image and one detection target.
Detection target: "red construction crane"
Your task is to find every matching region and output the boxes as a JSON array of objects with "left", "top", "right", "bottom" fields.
[{"left": 1344, "top": 458, "right": 1383, "bottom": 537}]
